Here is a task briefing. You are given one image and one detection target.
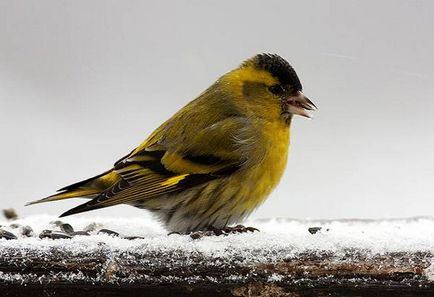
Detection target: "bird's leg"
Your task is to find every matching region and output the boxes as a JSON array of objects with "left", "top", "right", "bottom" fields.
[
  {"left": 189, "top": 225, "right": 259, "bottom": 239},
  {"left": 223, "top": 225, "right": 259, "bottom": 233}
]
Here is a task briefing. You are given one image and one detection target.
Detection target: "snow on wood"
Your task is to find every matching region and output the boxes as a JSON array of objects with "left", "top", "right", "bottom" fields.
[{"left": 2, "top": 215, "right": 434, "bottom": 296}]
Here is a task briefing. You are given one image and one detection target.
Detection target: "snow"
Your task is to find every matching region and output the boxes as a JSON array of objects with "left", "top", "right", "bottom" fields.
[
  {"left": 2, "top": 214, "right": 434, "bottom": 284},
  {"left": 2, "top": 215, "right": 434, "bottom": 255}
]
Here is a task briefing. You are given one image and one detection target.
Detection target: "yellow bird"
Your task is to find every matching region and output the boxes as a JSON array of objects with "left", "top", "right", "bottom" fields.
[{"left": 28, "top": 54, "right": 316, "bottom": 234}]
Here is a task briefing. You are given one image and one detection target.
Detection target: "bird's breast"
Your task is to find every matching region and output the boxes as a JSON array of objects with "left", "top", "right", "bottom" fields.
[{"left": 237, "top": 121, "right": 290, "bottom": 210}]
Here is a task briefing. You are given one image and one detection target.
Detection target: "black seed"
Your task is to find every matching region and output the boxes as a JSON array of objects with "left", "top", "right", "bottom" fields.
[
  {"left": 0, "top": 229, "right": 17, "bottom": 240},
  {"left": 39, "top": 229, "right": 53, "bottom": 239},
  {"left": 71, "top": 231, "right": 90, "bottom": 236},
  {"left": 123, "top": 236, "right": 145, "bottom": 240},
  {"left": 3, "top": 208, "right": 18, "bottom": 220},
  {"left": 21, "top": 225, "right": 34, "bottom": 237},
  {"left": 60, "top": 223, "right": 74, "bottom": 234},
  {"left": 308, "top": 227, "right": 322, "bottom": 234},
  {"left": 98, "top": 229, "right": 119, "bottom": 237},
  {"left": 51, "top": 231, "right": 72, "bottom": 240}
]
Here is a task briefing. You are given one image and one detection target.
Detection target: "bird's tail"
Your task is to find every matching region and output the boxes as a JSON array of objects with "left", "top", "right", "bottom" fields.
[{"left": 26, "top": 170, "right": 120, "bottom": 206}]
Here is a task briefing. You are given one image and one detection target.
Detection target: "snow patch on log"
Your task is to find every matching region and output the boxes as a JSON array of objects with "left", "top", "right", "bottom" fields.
[
  {"left": 2, "top": 215, "right": 434, "bottom": 256},
  {"left": 1, "top": 214, "right": 434, "bottom": 294}
]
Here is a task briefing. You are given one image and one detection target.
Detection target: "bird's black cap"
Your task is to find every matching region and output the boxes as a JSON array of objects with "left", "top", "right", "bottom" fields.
[{"left": 245, "top": 54, "right": 302, "bottom": 91}]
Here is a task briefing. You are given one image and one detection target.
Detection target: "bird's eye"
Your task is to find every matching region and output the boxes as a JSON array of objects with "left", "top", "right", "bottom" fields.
[{"left": 268, "top": 84, "right": 285, "bottom": 96}]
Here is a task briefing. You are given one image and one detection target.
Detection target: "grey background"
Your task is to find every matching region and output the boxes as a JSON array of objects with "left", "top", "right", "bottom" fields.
[{"left": 1, "top": 0, "right": 433, "bottom": 220}]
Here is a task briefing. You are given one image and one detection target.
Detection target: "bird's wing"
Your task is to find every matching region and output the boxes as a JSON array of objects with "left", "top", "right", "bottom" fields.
[{"left": 60, "top": 117, "right": 252, "bottom": 217}]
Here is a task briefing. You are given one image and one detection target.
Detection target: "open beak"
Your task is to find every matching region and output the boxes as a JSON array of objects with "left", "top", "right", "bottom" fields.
[{"left": 286, "top": 91, "right": 317, "bottom": 118}]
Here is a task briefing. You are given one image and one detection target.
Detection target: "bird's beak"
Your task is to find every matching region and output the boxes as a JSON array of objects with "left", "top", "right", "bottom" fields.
[{"left": 286, "top": 91, "right": 317, "bottom": 118}]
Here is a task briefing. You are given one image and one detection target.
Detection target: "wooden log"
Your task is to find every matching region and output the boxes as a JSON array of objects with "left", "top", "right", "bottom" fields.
[
  {"left": 1, "top": 242, "right": 434, "bottom": 296},
  {"left": 3, "top": 215, "right": 434, "bottom": 296}
]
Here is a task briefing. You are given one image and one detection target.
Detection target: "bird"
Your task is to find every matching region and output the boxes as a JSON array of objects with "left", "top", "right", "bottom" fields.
[{"left": 27, "top": 53, "right": 316, "bottom": 234}]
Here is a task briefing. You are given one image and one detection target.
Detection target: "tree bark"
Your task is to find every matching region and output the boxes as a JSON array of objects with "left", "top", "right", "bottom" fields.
[{"left": 1, "top": 243, "right": 434, "bottom": 297}]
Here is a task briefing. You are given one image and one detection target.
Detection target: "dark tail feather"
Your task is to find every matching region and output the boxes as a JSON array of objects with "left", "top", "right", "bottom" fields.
[
  {"left": 59, "top": 193, "right": 109, "bottom": 217},
  {"left": 59, "top": 200, "right": 107, "bottom": 217},
  {"left": 57, "top": 169, "right": 113, "bottom": 192},
  {"left": 25, "top": 189, "right": 100, "bottom": 206},
  {"left": 26, "top": 170, "right": 119, "bottom": 206}
]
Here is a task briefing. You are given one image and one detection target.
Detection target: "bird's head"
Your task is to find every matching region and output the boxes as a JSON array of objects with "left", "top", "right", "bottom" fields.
[{"left": 224, "top": 54, "right": 316, "bottom": 124}]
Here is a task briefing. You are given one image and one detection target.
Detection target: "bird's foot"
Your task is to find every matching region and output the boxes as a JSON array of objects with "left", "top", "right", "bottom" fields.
[
  {"left": 219, "top": 225, "right": 259, "bottom": 234},
  {"left": 189, "top": 225, "right": 259, "bottom": 239}
]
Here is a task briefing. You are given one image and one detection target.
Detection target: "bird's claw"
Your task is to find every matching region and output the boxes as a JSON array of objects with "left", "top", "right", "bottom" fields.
[
  {"left": 189, "top": 225, "right": 259, "bottom": 239},
  {"left": 226, "top": 225, "right": 259, "bottom": 233}
]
